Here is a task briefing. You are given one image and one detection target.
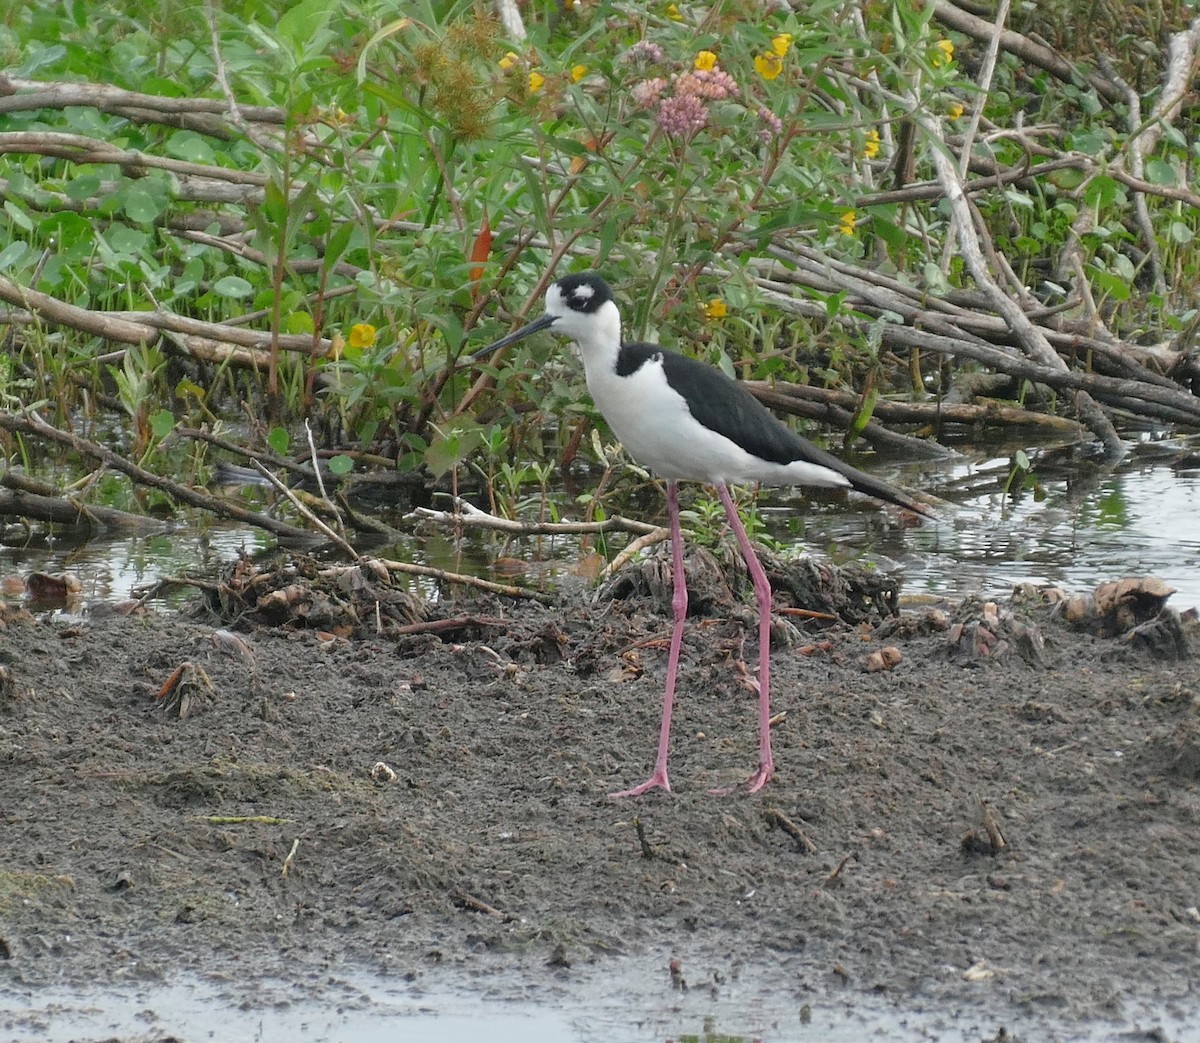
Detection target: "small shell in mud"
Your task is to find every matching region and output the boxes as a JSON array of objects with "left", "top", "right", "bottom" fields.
[
  {"left": 865, "top": 646, "right": 903, "bottom": 672},
  {"left": 370, "top": 761, "right": 397, "bottom": 783}
]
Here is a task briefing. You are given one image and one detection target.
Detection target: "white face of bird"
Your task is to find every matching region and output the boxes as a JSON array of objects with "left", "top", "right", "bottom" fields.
[
  {"left": 541, "top": 277, "right": 621, "bottom": 354},
  {"left": 470, "top": 273, "right": 620, "bottom": 362}
]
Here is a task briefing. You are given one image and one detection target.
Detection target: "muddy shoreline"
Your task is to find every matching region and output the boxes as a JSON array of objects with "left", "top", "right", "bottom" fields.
[{"left": 1, "top": 557, "right": 1198, "bottom": 1040}]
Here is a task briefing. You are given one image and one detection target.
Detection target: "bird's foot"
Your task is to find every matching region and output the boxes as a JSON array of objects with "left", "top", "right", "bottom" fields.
[
  {"left": 708, "top": 760, "right": 773, "bottom": 796},
  {"left": 743, "top": 762, "right": 773, "bottom": 793},
  {"left": 609, "top": 769, "right": 671, "bottom": 799}
]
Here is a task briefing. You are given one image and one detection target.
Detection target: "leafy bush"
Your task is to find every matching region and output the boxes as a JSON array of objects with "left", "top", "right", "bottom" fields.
[{"left": 2, "top": 0, "right": 1197, "bottom": 512}]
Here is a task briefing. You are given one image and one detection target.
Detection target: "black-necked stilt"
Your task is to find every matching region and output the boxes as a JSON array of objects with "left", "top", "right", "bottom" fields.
[{"left": 472, "top": 273, "right": 932, "bottom": 797}]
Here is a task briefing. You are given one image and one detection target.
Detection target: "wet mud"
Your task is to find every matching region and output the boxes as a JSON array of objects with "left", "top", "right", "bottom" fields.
[{"left": 1, "top": 552, "right": 1198, "bottom": 1040}]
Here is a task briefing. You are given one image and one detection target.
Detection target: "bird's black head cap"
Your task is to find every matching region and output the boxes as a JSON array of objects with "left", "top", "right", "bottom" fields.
[{"left": 553, "top": 273, "right": 613, "bottom": 314}]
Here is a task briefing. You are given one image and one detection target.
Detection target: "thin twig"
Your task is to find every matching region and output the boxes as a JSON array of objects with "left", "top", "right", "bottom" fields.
[
  {"left": 409, "top": 497, "right": 658, "bottom": 537},
  {"left": 761, "top": 807, "right": 818, "bottom": 854},
  {"left": 249, "top": 460, "right": 358, "bottom": 559},
  {"left": 281, "top": 838, "right": 300, "bottom": 878},
  {"left": 321, "top": 558, "right": 555, "bottom": 604}
]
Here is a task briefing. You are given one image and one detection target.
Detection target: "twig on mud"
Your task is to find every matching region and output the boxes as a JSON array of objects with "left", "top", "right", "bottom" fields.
[
  {"left": 823, "top": 852, "right": 857, "bottom": 887},
  {"left": 600, "top": 527, "right": 671, "bottom": 579},
  {"left": 391, "top": 615, "right": 512, "bottom": 637},
  {"left": 778, "top": 607, "right": 840, "bottom": 622},
  {"left": 320, "top": 558, "right": 555, "bottom": 604},
  {"left": 980, "top": 798, "right": 1007, "bottom": 851},
  {"left": 761, "top": 807, "right": 817, "bottom": 854},
  {"left": 131, "top": 574, "right": 225, "bottom": 603},
  {"left": 452, "top": 890, "right": 514, "bottom": 920},
  {"left": 408, "top": 496, "right": 658, "bottom": 537},
  {"left": 633, "top": 816, "right": 656, "bottom": 860},
  {"left": 281, "top": 838, "right": 300, "bottom": 878},
  {"left": 961, "top": 796, "right": 1007, "bottom": 855},
  {"left": 200, "top": 815, "right": 290, "bottom": 825}
]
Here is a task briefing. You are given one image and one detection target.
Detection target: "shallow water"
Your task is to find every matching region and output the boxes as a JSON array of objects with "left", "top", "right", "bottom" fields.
[
  {"left": 4, "top": 439, "right": 1198, "bottom": 612},
  {"left": 3, "top": 961, "right": 1195, "bottom": 1043},
  {"left": 787, "top": 440, "right": 1200, "bottom": 609}
]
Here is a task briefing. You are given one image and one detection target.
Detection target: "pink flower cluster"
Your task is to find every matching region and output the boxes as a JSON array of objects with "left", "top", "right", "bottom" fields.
[
  {"left": 657, "top": 94, "right": 709, "bottom": 138},
  {"left": 621, "top": 40, "right": 666, "bottom": 66},
  {"left": 674, "top": 68, "right": 737, "bottom": 101},
  {"left": 630, "top": 77, "right": 667, "bottom": 109},
  {"left": 624, "top": 47, "right": 742, "bottom": 141},
  {"left": 756, "top": 106, "right": 782, "bottom": 142}
]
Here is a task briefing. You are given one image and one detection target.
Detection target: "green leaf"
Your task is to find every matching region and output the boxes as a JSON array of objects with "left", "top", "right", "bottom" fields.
[
  {"left": 424, "top": 424, "right": 485, "bottom": 477},
  {"left": 4, "top": 200, "right": 34, "bottom": 232},
  {"left": 1169, "top": 221, "right": 1194, "bottom": 245},
  {"left": 872, "top": 217, "right": 909, "bottom": 253},
  {"left": 849, "top": 388, "right": 878, "bottom": 438},
  {"left": 175, "top": 377, "right": 206, "bottom": 402},
  {"left": 327, "top": 454, "right": 354, "bottom": 475},
  {"left": 262, "top": 179, "right": 290, "bottom": 228},
  {"left": 1144, "top": 158, "right": 1177, "bottom": 186},
  {"left": 1090, "top": 266, "right": 1131, "bottom": 302},
  {"left": 0, "top": 241, "right": 30, "bottom": 272},
  {"left": 1082, "top": 175, "right": 1122, "bottom": 209},
  {"left": 149, "top": 409, "right": 175, "bottom": 439},
  {"left": 276, "top": 0, "right": 337, "bottom": 51},
  {"left": 106, "top": 225, "right": 149, "bottom": 256},
  {"left": 213, "top": 275, "right": 253, "bottom": 298},
  {"left": 16, "top": 43, "right": 66, "bottom": 76},
  {"left": 121, "top": 187, "right": 164, "bottom": 224},
  {"left": 267, "top": 427, "right": 291, "bottom": 455},
  {"left": 65, "top": 175, "right": 101, "bottom": 201},
  {"left": 1111, "top": 253, "right": 1135, "bottom": 281},
  {"left": 323, "top": 221, "right": 355, "bottom": 273},
  {"left": 166, "top": 131, "right": 216, "bottom": 164},
  {"left": 1069, "top": 130, "right": 1107, "bottom": 156},
  {"left": 286, "top": 312, "right": 315, "bottom": 334}
]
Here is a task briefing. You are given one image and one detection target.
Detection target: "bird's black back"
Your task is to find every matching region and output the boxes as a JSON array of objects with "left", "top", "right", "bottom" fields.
[{"left": 617, "top": 341, "right": 931, "bottom": 516}]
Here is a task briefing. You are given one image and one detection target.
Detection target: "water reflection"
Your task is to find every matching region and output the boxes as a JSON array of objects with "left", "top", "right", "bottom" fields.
[
  {"left": 0, "top": 526, "right": 274, "bottom": 608},
  {"left": 2, "top": 443, "right": 1198, "bottom": 611}
]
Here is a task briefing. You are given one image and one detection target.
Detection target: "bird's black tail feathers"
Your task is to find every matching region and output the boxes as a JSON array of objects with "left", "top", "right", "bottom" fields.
[
  {"left": 844, "top": 466, "right": 936, "bottom": 519},
  {"left": 798, "top": 439, "right": 935, "bottom": 519}
]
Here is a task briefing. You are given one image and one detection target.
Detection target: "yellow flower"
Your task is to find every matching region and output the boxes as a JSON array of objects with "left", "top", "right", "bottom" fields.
[
  {"left": 771, "top": 33, "right": 793, "bottom": 57},
  {"left": 838, "top": 210, "right": 857, "bottom": 236},
  {"left": 702, "top": 298, "right": 727, "bottom": 321},
  {"left": 754, "top": 52, "right": 783, "bottom": 80},
  {"left": 348, "top": 323, "right": 377, "bottom": 349},
  {"left": 864, "top": 128, "right": 880, "bottom": 159},
  {"left": 528, "top": 70, "right": 545, "bottom": 93},
  {"left": 694, "top": 50, "right": 717, "bottom": 71},
  {"left": 665, "top": 3, "right": 683, "bottom": 20},
  {"left": 932, "top": 39, "right": 954, "bottom": 67},
  {"left": 499, "top": 51, "right": 519, "bottom": 71},
  {"left": 571, "top": 64, "right": 588, "bottom": 83},
  {"left": 948, "top": 100, "right": 964, "bottom": 120}
]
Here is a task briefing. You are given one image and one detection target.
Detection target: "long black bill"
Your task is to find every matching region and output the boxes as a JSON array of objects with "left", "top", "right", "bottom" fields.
[{"left": 470, "top": 313, "right": 557, "bottom": 362}]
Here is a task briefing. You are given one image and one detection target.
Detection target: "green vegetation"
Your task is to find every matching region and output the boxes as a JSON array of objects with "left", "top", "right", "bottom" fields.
[{"left": 1, "top": 0, "right": 1198, "bottom": 541}]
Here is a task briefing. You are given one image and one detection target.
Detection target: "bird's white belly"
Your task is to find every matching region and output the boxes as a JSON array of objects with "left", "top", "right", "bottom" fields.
[{"left": 585, "top": 357, "right": 848, "bottom": 489}]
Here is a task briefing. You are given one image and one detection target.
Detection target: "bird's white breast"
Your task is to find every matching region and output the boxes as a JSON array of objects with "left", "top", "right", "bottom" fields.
[{"left": 582, "top": 351, "right": 848, "bottom": 489}]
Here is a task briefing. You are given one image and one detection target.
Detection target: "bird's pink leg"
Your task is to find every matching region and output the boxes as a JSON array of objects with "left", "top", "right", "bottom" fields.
[
  {"left": 609, "top": 480, "right": 686, "bottom": 798},
  {"left": 715, "top": 484, "right": 774, "bottom": 793}
]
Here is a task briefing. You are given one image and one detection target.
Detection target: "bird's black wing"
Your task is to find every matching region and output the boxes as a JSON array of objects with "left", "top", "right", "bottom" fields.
[{"left": 636, "top": 345, "right": 931, "bottom": 516}]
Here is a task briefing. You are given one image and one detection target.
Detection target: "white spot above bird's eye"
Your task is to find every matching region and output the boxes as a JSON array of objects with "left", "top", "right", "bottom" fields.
[{"left": 570, "top": 284, "right": 595, "bottom": 301}]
